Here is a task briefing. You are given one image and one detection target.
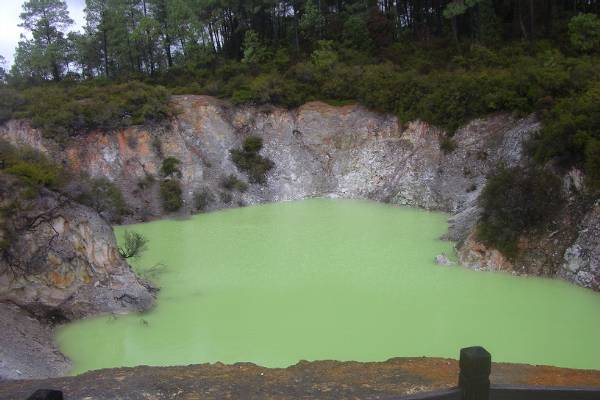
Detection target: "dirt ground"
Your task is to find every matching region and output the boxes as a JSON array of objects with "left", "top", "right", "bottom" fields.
[{"left": 2, "top": 356, "right": 600, "bottom": 400}]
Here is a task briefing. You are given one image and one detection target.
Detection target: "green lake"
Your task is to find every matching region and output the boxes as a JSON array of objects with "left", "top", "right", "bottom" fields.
[{"left": 56, "top": 199, "right": 600, "bottom": 374}]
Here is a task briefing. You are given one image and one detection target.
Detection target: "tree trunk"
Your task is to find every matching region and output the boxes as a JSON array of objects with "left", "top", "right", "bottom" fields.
[
  {"left": 164, "top": 33, "right": 173, "bottom": 67},
  {"left": 293, "top": 2, "right": 300, "bottom": 55},
  {"left": 529, "top": 0, "right": 535, "bottom": 41},
  {"left": 102, "top": 25, "right": 109, "bottom": 77}
]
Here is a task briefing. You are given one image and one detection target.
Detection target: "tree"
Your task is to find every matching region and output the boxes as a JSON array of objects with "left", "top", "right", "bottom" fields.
[
  {"left": 84, "top": 0, "right": 111, "bottom": 76},
  {"left": 0, "top": 56, "right": 6, "bottom": 83},
  {"left": 342, "top": 13, "right": 372, "bottom": 51},
  {"left": 300, "top": 1, "right": 325, "bottom": 43},
  {"left": 118, "top": 230, "right": 149, "bottom": 258},
  {"left": 443, "top": 0, "right": 483, "bottom": 42},
  {"left": 17, "top": 0, "right": 73, "bottom": 81},
  {"left": 242, "top": 30, "right": 268, "bottom": 66},
  {"left": 148, "top": 0, "right": 174, "bottom": 67},
  {"left": 569, "top": 13, "right": 600, "bottom": 53}
]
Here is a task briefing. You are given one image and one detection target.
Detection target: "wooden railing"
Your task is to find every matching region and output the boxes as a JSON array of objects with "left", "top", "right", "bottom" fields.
[{"left": 26, "top": 346, "right": 600, "bottom": 400}]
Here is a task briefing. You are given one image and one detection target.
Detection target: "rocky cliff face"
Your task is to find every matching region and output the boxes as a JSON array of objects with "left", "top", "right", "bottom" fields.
[
  {"left": 0, "top": 174, "right": 155, "bottom": 320},
  {"left": 560, "top": 200, "right": 600, "bottom": 291},
  {"left": 1, "top": 95, "right": 598, "bottom": 292},
  {"left": 0, "top": 96, "right": 536, "bottom": 215}
]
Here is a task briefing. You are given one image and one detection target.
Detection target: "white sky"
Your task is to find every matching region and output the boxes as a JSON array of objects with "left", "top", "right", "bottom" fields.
[{"left": 0, "top": 0, "right": 86, "bottom": 67}]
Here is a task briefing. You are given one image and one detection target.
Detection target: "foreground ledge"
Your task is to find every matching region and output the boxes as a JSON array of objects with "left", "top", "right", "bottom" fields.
[{"left": 3, "top": 357, "right": 600, "bottom": 400}]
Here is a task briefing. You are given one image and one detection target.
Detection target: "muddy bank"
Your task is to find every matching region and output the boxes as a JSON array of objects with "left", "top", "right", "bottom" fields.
[{"left": 2, "top": 357, "right": 600, "bottom": 400}]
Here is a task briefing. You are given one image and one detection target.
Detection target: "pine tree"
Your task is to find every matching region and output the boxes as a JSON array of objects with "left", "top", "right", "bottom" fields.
[{"left": 17, "top": 0, "right": 73, "bottom": 81}]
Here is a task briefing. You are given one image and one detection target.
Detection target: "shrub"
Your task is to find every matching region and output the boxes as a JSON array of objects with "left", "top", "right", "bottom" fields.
[
  {"left": 569, "top": 13, "right": 600, "bottom": 53},
  {"left": 0, "top": 140, "right": 64, "bottom": 191},
  {"left": 137, "top": 174, "right": 156, "bottom": 190},
  {"left": 0, "top": 87, "right": 24, "bottom": 124},
  {"left": 160, "top": 179, "right": 183, "bottom": 212},
  {"left": 440, "top": 137, "right": 457, "bottom": 153},
  {"left": 161, "top": 157, "right": 182, "bottom": 178},
  {"left": 585, "top": 138, "right": 600, "bottom": 185},
  {"left": 219, "top": 191, "right": 232, "bottom": 204},
  {"left": 118, "top": 230, "right": 148, "bottom": 259},
  {"left": 477, "top": 166, "right": 564, "bottom": 259},
  {"left": 13, "top": 81, "right": 171, "bottom": 142},
  {"left": 194, "top": 188, "right": 215, "bottom": 212},
  {"left": 230, "top": 136, "right": 274, "bottom": 184},
  {"left": 4, "top": 161, "right": 60, "bottom": 190},
  {"left": 74, "top": 177, "right": 129, "bottom": 220},
  {"left": 533, "top": 82, "right": 600, "bottom": 183},
  {"left": 220, "top": 174, "right": 248, "bottom": 192}
]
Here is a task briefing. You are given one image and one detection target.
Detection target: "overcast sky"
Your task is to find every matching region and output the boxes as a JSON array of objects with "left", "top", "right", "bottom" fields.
[{"left": 0, "top": 0, "right": 86, "bottom": 67}]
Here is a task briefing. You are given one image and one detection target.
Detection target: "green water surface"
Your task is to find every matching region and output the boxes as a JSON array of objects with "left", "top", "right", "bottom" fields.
[{"left": 56, "top": 199, "right": 600, "bottom": 374}]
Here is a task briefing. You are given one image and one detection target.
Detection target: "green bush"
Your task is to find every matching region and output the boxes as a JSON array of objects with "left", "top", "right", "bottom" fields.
[
  {"left": 230, "top": 136, "right": 274, "bottom": 184},
  {"left": 161, "top": 157, "right": 182, "bottom": 178},
  {"left": 75, "top": 177, "right": 129, "bottom": 220},
  {"left": 194, "top": 188, "right": 215, "bottom": 212},
  {"left": 160, "top": 179, "right": 183, "bottom": 212},
  {"left": 585, "top": 139, "right": 600, "bottom": 184},
  {"left": 533, "top": 82, "right": 600, "bottom": 183},
  {"left": 0, "top": 87, "right": 24, "bottom": 124},
  {"left": 0, "top": 140, "right": 64, "bottom": 191},
  {"left": 440, "top": 137, "right": 457, "bottom": 153},
  {"left": 569, "top": 13, "right": 600, "bottom": 53},
  {"left": 219, "top": 191, "right": 232, "bottom": 204},
  {"left": 477, "top": 166, "right": 564, "bottom": 259},
  {"left": 220, "top": 174, "right": 248, "bottom": 192},
  {"left": 11, "top": 81, "right": 171, "bottom": 142}
]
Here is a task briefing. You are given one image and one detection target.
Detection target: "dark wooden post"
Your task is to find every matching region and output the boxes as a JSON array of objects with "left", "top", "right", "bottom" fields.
[
  {"left": 26, "top": 389, "right": 63, "bottom": 400},
  {"left": 459, "top": 346, "right": 491, "bottom": 400}
]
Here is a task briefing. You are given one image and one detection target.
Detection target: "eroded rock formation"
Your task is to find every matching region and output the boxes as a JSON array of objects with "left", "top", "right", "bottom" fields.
[{"left": 0, "top": 174, "right": 155, "bottom": 320}]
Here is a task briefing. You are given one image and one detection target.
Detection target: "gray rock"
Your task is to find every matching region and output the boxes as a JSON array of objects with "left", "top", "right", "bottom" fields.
[
  {"left": 0, "top": 302, "right": 70, "bottom": 380},
  {"left": 435, "top": 254, "right": 455, "bottom": 266},
  {"left": 559, "top": 203, "right": 600, "bottom": 291}
]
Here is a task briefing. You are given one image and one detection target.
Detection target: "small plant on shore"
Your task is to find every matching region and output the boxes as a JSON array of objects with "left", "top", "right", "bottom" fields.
[
  {"left": 230, "top": 136, "right": 274, "bottom": 184},
  {"left": 118, "top": 230, "right": 149, "bottom": 259}
]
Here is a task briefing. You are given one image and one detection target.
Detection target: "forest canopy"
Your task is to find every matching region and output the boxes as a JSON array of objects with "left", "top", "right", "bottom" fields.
[{"left": 0, "top": 0, "right": 600, "bottom": 182}]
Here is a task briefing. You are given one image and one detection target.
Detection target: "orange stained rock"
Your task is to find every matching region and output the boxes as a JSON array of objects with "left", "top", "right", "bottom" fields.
[{"left": 49, "top": 271, "right": 74, "bottom": 288}]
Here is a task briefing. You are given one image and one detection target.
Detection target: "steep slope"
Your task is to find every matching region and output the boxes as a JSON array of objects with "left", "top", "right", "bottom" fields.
[{"left": 1, "top": 95, "right": 597, "bottom": 292}]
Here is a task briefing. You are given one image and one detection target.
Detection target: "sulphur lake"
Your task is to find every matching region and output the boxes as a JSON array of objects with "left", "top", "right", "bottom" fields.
[{"left": 56, "top": 199, "right": 600, "bottom": 374}]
